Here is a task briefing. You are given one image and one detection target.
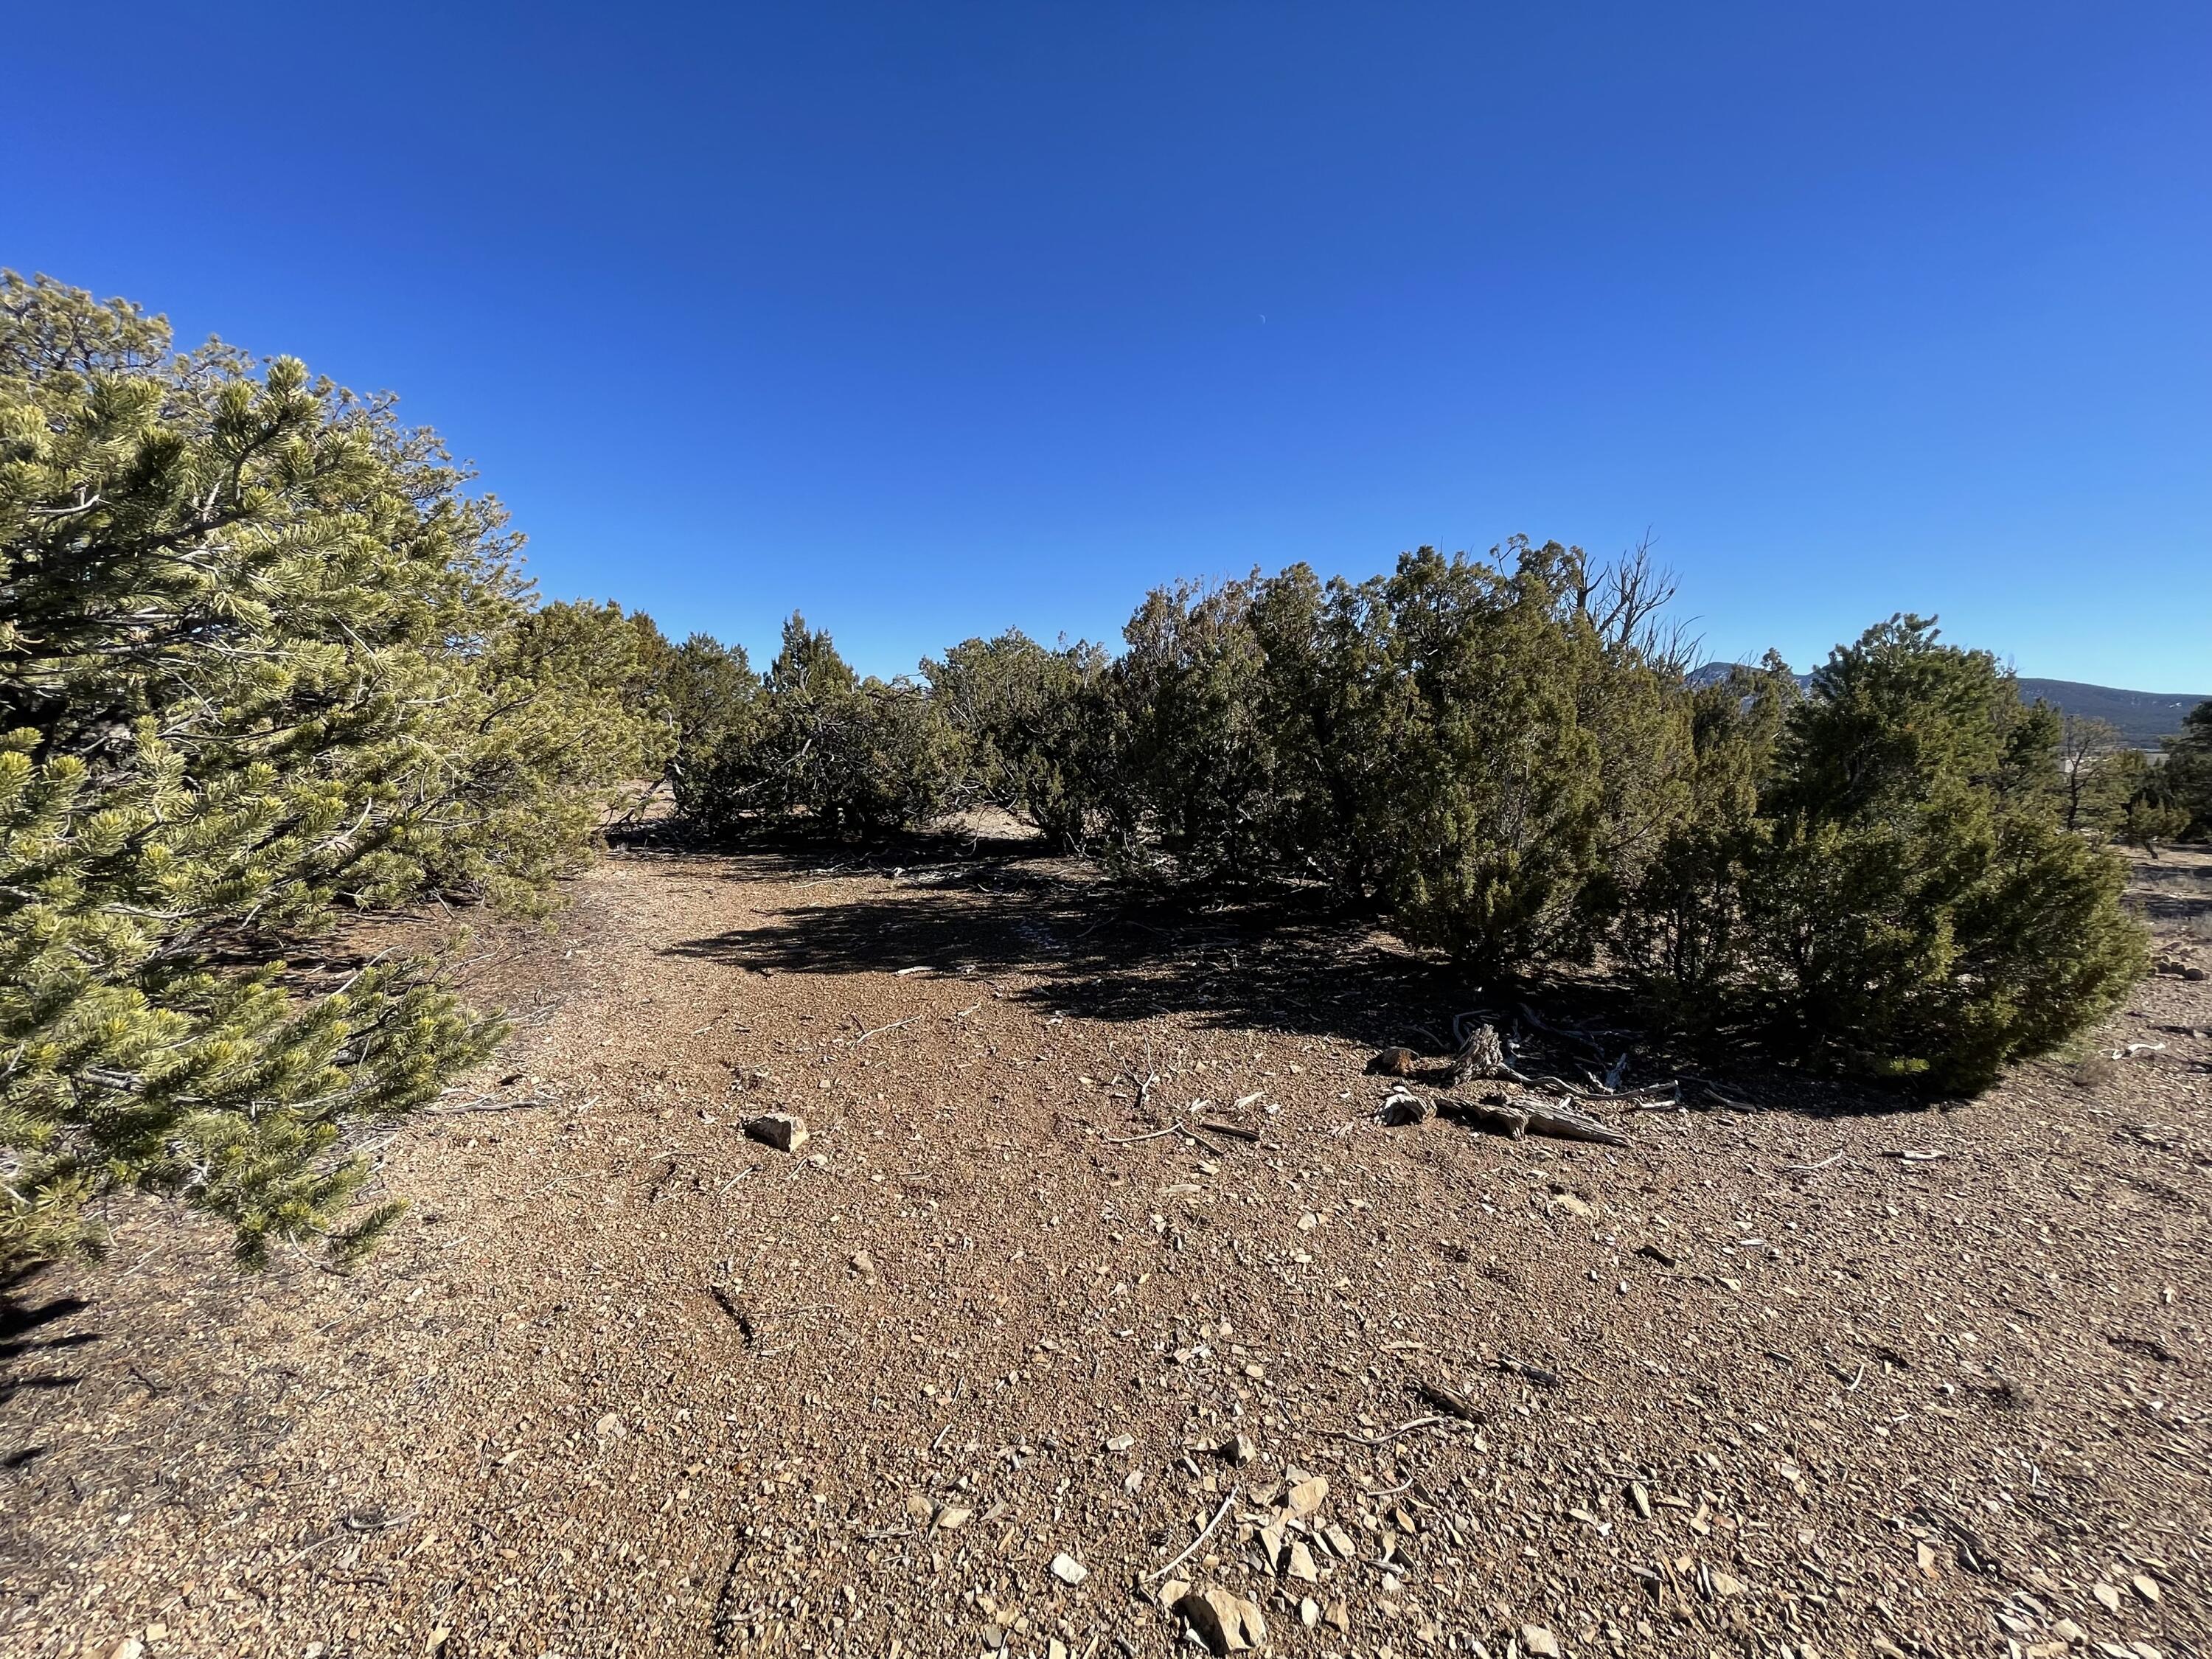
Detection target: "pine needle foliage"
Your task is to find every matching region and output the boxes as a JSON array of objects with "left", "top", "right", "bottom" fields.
[
  {"left": 1629, "top": 618, "right": 2146, "bottom": 1092},
  {"left": 0, "top": 274, "right": 658, "bottom": 1265}
]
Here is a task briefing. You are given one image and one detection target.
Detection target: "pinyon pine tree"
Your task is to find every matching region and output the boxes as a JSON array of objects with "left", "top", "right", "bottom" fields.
[{"left": 0, "top": 274, "right": 658, "bottom": 1265}]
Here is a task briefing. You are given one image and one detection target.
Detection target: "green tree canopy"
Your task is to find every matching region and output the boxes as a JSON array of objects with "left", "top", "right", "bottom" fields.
[{"left": 0, "top": 274, "right": 660, "bottom": 1264}]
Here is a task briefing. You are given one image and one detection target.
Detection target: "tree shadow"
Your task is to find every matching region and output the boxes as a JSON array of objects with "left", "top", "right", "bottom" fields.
[
  {"left": 663, "top": 841, "right": 1946, "bottom": 1121},
  {"left": 2129, "top": 856, "right": 2212, "bottom": 928},
  {"left": 0, "top": 1272, "right": 94, "bottom": 1410},
  {"left": 665, "top": 846, "right": 1470, "bottom": 1051}
]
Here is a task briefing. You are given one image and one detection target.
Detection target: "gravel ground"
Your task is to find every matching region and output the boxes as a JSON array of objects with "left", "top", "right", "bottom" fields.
[{"left": 4, "top": 838, "right": 2208, "bottom": 1659}]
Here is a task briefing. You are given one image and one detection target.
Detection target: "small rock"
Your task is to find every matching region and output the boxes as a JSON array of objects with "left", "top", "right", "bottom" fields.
[
  {"left": 904, "top": 1492, "right": 933, "bottom": 1521},
  {"left": 1520, "top": 1625, "right": 1562, "bottom": 1658},
  {"left": 1176, "top": 1586, "right": 1268, "bottom": 1655},
  {"left": 106, "top": 1643, "right": 144, "bottom": 1659},
  {"left": 1549, "top": 1193, "right": 1593, "bottom": 1220},
  {"left": 744, "top": 1112, "right": 809, "bottom": 1152},
  {"left": 2132, "top": 1573, "right": 2161, "bottom": 1603},
  {"left": 1708, "top": 1569, "right": 1746, "bottom": 1597},
  {"left": 1285, "top": 1474, "right": 1329, "bottom": 1517},
  {"left": 1299, "top": 1597, "right": 1320, "bottom": 1628},
  {"left": 2093, "top": 1583, "right": 2123, "bottom": 1613},
  {"left": 1323, "top": 1523, "right": 1358, "bottom": 1557},
  {"left": 1630, "top": 1481, "right": 1651, "bottom": 1519},
  {"left": 1220, "top": 1433, "right": 1258, "bottom": 1465},
  {"left": 1105, "top": 1433, "right": 1135, "bottom": 1453},
  {"left": 849, "top": 1249, "right": 878, "bottom": 1281},
  {"left": 1050, "top": 1552, "right": 1087, "bottom": 1586},
  {"left": 1287, "top": 1541, "right": 1319, "bottom": 1582},
  {"left": 594, "top": 1412, "right": 624, "bottom": 1439},
  {"left": 935, "top": 1505, "right": 972, "bottom": 1530},
  {"left": 1159, "top": 1578, "right": 1191, "bottom": 1610}
]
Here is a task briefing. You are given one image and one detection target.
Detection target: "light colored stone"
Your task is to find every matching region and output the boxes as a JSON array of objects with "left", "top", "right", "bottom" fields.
[
  {"left": 1286, "top": 1474, "right": 1329, "bottom": 1517},
  {"left": 1220, "top": 1433, "right": 1258, "bottom": 1465},
  {"left": 1050, "top": 1552, "right": 1087, "bottom": 1586},
  {"left": 1258, "top": 1520, "right": 1290, "bottom": 1571},
  {"left": 1520, "top": 1626, "right": 1562, "bottom": 1658},
  {"left": 1176, "top": 1587, "right": 1267, "bottom": 1655},
  {"left": 1287, "top": 1541, "right": 1319, "bottom": 1582},
  {"left": 744, "top": 1112, "right": 809, "bottom": 1152},
  {"left": 935, "top": 1504, "right": 972, "bottom": 1530}
]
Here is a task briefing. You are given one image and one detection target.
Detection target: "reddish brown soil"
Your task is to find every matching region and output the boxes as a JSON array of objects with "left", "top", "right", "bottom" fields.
[{"left": 4, "top": 839, "right": 2208, "bottom": 1659}]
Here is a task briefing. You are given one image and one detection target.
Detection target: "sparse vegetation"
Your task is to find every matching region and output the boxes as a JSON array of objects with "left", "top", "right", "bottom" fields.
[{"left": 0, "top": 275, "right": 2162, "bottom": 1266}]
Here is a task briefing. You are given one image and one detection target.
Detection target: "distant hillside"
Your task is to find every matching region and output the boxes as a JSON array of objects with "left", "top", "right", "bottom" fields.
[
  {"left": 2014, "top": 681, "right": 2207, "bottom": 747},
  {"left": 1688, "top": 666, "right": 2207, "bottom": 748}
]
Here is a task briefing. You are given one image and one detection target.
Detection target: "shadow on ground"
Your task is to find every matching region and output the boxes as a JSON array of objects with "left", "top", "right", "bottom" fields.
[
  {"left": 2129, "top": 847, "right": 2212, "bottom": 931},
  {"left": 664, "top": 841, "right": 1464, "bottom": 1050},
  {"left": 655, "top": 835, "right": 1915, "bottom": 1120}
]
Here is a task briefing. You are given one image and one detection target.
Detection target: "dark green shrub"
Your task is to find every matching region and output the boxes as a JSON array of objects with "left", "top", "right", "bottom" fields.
[
  {"left": 692, "top": 614, "right": 959, "bottom": 838},
  {"left": 1355, "top": 541, "right": 1700, "bottom": 977},
  {"left": 925, "top": 630, "right": 1112, "bottom": 850},
  {"left": 2153, "top": 700, "right": 2212, "bottom": 841},
  {"left": 649, "top": 630, "right": 762, "bottom": 822},
  {"left": 1648, "top": 617, "right": 2146, "bottom": 1092}
]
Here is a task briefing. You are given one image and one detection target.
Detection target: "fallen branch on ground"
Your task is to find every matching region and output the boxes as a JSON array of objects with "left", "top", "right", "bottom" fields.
[
  {"left": 1194, "top": 1120, "right": 1263, "bottom": 1142},
  {"left": 1104, "top": 1127, "right": 1179, "bottom": 1146},
  {"left": 852, "top": 1015, "right": 922, "bottom": 1044},
  {"left": 1331, "top": 1415, "right": 1451, "bottom": 1447},
  {"left": 1148, "top": 1488, "right": 1239, "bottom": 1579}
]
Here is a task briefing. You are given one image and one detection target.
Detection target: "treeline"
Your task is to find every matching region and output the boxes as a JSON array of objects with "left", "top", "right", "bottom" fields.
[
  {"left": 635, "top": 560, "right": 2180, "bottom": 1096},
  {"left": 0, "top": 273, "right": 2195, "bottom": 1266}
]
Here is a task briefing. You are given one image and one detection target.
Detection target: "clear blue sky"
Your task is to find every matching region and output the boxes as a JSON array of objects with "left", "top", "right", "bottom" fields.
[{"left": 7, "top": 3, "right": 2208, "bottom": 688}]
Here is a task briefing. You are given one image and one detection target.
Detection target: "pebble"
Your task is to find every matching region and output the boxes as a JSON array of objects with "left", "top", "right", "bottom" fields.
[
  {"left": 743, "top": 1111, "right": 810, "bottom": 1152},
  {"left": 1049, "top": 1552, "right": 1086, "bottom": 1586}
]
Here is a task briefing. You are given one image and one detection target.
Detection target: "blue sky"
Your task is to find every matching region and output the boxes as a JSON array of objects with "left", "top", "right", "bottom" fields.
[{"left": 6, "top": 3, "right": 2208, "bottom": 688}]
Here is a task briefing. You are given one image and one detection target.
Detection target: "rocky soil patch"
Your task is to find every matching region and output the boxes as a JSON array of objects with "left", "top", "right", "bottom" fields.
[{"left": 3, "top": 842, "right": 2208, "bottom": 1659}]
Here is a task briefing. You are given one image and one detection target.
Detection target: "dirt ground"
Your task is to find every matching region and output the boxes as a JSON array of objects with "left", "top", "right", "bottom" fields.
[{"left": 4, "top": 835, "right": 2208, "bottom": 1659}]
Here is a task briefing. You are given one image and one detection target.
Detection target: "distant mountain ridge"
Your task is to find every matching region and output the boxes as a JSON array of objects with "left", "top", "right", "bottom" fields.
[{"left": 1687, "top": 665, "right": 2208, "bottom": 748}]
